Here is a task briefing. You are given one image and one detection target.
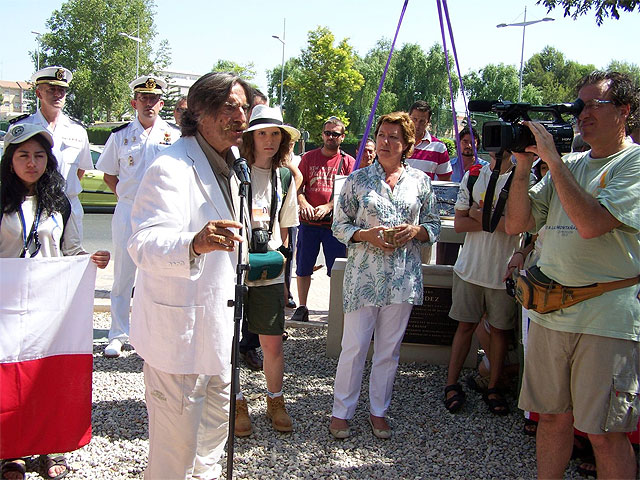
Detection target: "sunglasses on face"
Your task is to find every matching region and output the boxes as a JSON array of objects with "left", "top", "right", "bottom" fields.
[{"left": 323, "top": 131, "right": 343, "bottom": 138}]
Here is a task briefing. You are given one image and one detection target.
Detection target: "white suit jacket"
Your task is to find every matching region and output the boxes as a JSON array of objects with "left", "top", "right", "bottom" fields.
[{"left": 127, "top": 136, "right": 238, "bottom": 378}]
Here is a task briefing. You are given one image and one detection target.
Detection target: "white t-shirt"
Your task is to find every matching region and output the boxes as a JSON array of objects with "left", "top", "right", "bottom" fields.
[
  {"left": 0, "top": 196, "right": 83, "bottom": 258},
  {"left": 453, "top": 163, "right": 521, "bottom": 289},
  {"left": 247, "top": 166, "right": 299, "bottom": 286}
]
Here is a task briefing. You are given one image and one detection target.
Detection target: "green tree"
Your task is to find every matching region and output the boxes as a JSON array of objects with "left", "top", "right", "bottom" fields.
[
  {"left": 267, "top": 57, "right": 303, "bottom": 121},
  {"left": 37, "top": 0, "right": 167, "bottom": 123},
  {"left": 537, "top": 0, "right": 639, "bottom": 25},
  {"left": 523, "top": 46, "right": 595, "bottom": 103},
  {"left": 463, "top": 63, "right": 543, "bottom": 104},
  {"left": 345, "top": 39, "right": 398, "bottom": 139},
  {"left": 211, "top": 59, "right": 256, "bottom": 81},
  {"left": 607, "top": 60, "right": 640, "bottom": 84},
  {"left": 287, "top": 27, "right": 364, "bottom": 142}
]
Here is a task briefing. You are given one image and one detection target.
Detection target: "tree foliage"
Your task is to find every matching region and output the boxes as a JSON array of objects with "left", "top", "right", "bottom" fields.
[
  {"left": 523, "top": 46, "right": 595, "bottom": 103},
  {"left": 537, "top": 0, "right": 639, "bottom": 25},
  {"left": 37, "top": 0, "right": 166, "bottom": 123},
  {"left": 287, "top": 27, "right": 364, "bottom": 142},
  {"left": 211, "top": 59, "right": 256, "bottom": 81},
  {"left": 606, "top": 60, "right": 640, "bottom": 85}
]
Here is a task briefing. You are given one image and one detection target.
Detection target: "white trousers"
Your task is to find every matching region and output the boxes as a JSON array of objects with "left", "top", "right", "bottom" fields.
[
  {"left": 332, "top": 303, "right": 413, "bottom": 419},
  {"left": 143, "top": 363, "right": 230, "bottom": 480},
  {"left": 109, "top": 202, "right": 136, "bottom": 341},
  {"left": 68, "top": 194, "right": 84, "bottom": 242}
]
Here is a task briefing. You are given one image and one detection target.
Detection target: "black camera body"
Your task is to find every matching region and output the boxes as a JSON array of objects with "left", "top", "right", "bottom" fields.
[{"left": 469, "top": 99, "right": 584, "bottom": 153}]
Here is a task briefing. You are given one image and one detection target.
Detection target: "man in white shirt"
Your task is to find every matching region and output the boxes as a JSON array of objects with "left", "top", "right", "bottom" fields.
[
  {"left": 15, "top": 66, "right": 93, "bottom": 241},
  {"left": 97, "top": 75, "right": 181, "bottom": 358}
]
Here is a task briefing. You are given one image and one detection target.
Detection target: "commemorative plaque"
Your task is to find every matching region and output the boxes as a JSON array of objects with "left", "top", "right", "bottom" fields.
[
  {"left": 432, "top": 181, "right": 460, "bottom": 219},
  {"left": 403, "top": 285, "right": 456, "bottom": 345}
]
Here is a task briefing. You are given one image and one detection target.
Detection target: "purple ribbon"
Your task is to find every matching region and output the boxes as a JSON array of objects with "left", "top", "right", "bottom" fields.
[
  {"left": 437, "top": 0, "right": 479, "bottom": 165},
  {"left": 354, "top": 0, "right": 409, "bottom": 169}
]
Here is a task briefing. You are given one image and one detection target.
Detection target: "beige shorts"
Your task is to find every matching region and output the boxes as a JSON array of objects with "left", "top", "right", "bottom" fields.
[
  {"left": 448, "top": 272, "right": 516, "bottom": 330},
  {"left": 519, "top": 321, "right": 640, "bottom": 434}
]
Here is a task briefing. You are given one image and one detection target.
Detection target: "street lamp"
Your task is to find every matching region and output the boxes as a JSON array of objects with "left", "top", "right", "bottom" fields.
[
  {"left": 119, "top": 26, "right": 142, "bottom": 78},
  {"left": 31, "top": 31, "right": 42, "bottom": 109},
  {"left": 497, "top": 7, "right": 554, "bottom": 102},
  {"left": 272, "top": 18, "right": 286, "bottom": 112}
]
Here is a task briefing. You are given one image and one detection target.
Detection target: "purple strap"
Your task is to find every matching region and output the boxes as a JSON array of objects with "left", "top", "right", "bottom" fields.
[
  {"left": 354, "top": 0, "right": 409, "bottom": 170},
  {"left": 437, "top": 0, "right": 479, "bottom": 165}
]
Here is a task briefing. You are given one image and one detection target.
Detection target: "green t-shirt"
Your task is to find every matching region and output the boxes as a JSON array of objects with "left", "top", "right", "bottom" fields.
[{"left": 528, "top": 143, "right": 640, "bottom": 341}]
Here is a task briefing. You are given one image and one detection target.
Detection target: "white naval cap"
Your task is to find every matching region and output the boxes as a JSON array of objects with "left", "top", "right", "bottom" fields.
[
  {"left": 31, "top": 66, "right": 73, "bottom": 88},
  {"left": 129, "top": 75, "right": 167, "bottom": 94}
]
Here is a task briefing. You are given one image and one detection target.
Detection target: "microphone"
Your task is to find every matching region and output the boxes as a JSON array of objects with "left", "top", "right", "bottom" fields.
[
  {"left": 468, "top": 99, "right": 499, "bottom": 113},
  {"left": 233, "top": 157, "right": 251, "bottom": 185}
]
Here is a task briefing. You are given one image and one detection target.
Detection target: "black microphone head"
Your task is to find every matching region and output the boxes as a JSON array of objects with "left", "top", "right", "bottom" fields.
[
  {"left": 468, "top": 100, "right": 499, "bottom": 113},
  {"left": 233, "top": 157, "right": 251, "bottom": 184}
]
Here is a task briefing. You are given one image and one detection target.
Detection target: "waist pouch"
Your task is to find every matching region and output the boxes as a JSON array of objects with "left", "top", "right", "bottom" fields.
[
  {"left": 248, "top": 250, "right": 285, "bottom": 282},
  {"left": 514, "top": 265, "right": 639, "bottom": 314}
]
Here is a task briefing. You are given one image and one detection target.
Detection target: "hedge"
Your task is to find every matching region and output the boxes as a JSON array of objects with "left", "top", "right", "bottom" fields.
[{"left": 87, "top": 126, "right": 113, "bottom": 145}]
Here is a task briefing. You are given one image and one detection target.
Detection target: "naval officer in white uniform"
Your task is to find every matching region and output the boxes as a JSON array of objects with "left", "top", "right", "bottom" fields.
[
  {"left": 15, "top": 66, "right": 92, "bottom": 241},
  {"left": 97, "top": 75, "right": 181, "bottom": 358}
]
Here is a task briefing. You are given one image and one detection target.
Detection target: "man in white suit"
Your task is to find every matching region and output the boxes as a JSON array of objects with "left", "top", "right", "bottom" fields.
[{"left": 127, "top": 72, "right": 251, "bottom": 480}]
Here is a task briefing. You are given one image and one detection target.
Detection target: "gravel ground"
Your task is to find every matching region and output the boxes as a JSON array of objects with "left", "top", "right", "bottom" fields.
[{"left": 19, "top": 312, "right": 602, "bottom": 479}]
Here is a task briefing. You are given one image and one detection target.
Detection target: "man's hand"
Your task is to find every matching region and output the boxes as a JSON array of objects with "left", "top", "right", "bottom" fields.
[
  {"left": 90, "top": 250, "right": 111, "bottom": 269},
  {"left": 469, "top": 200, "right": 484, "bottom": 222},
  {"left": 192, "top": 220, "right": 243, "bottom": 255},
  {"left": 313, "top": 203, "right": 332, "bottom": 220},
  {"left": 522, "top": 121, "right": 563, "bottom": 168},
  {"left": 298, "top": 196, "right": 315, "bottom": 221}
]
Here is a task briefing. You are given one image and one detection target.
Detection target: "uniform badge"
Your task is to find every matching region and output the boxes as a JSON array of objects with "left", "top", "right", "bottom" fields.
[
  {"left": 12, "top": 125, "right": 24, "bottom": 136},
  {"left": 124, "top": 138, "right": 128, "bottom": 145},
  {"left": 146, "top": 78, "right": 156, "bottom": 90},
  {"left": 56, "top": 68, "right": 65, "bottom": 80},
  {"left": 163, "top": 132, "right": 172, "bottom": 145},
  {"left": 128, "top": 155, "right": 134, "bottom": 166}
]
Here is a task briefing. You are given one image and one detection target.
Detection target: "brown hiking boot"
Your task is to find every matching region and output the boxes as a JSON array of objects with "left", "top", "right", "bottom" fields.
[
  {"left": 235, "top": 398, "right": 252, "bottom": 437},
  {"left": 266, "top": 395, "right": 293, "bottom": 432}
]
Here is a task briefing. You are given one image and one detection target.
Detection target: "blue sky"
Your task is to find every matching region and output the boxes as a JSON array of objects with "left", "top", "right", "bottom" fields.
[{"left": 3, "top": 0, "right": 638, "bottom": 97}]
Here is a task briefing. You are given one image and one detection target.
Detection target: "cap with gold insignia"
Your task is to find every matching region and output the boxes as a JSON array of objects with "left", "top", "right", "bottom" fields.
[
  {"left": 30, "top": 66, "right": 73, "bottom": 88},
  {"left": 128, "top": 75, "right": 167, "bottom": 94}
]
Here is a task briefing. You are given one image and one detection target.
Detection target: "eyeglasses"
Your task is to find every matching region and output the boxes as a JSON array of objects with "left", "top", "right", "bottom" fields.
[
  {"left": 323, "top": 131, "right": 343, "bottom": 138},
  {"left": 137, "top": 94, "right": 162, "bottom": 104},
  {"left": 222, "top": 101, "right": 250, "bottom": 116},
  {"left": 581, "top": 99, "right": 614, "bottom": 111}
]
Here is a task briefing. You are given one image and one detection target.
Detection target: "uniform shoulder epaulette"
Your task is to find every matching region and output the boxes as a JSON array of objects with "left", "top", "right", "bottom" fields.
[
  {"left": 9, "top": 114, "right": 31, "bottom": 125},
  {"left": 167, "top": 121, "right": 179, "bottom": 130},
  {"left": 111, "top": 122, "right": 130, "bottom": 133},
  {"left": 68, "top": 116, "right": 87, "bottom": 128}
]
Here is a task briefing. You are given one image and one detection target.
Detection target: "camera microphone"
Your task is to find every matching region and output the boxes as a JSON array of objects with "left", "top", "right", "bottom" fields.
[{"left": 468, "top": 99, "right": 500, "bottom": 112}]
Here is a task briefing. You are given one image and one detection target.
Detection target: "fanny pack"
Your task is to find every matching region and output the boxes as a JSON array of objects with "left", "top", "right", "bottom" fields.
[
  {"left": 513, "top": 265, "right": 639, "bottom": 314},
  {"left": 248, "top": 250, "right": 285, "bottom": 282}
]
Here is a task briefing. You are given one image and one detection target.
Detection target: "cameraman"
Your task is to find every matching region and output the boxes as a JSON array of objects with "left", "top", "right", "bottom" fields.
[{"left": 506, "top": 71, "right": 640, "bottom": 479}]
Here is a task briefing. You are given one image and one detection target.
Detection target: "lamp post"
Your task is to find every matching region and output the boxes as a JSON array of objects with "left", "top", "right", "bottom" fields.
[
  {"left": 272, "top": 18, "right": 286, "bottom": 112},
  {"left": 497, "top": 7, "right": 554, "bottom": 102},
  {"left": 31, "top": 31, "right": 42, "bottom": 109},
  {"left": 119, "top": 22, "right": 142, "bottom": 78}
]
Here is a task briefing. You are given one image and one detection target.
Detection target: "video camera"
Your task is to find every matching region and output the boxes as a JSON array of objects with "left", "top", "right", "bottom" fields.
[{"left": 469, "top": 99, "right": 584, "bottom": 153}]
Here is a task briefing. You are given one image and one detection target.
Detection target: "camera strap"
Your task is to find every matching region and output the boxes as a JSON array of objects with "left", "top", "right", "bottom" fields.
[
  {"left": 481, "top": 151, "right": 515, "bottom": 233},
  {"left": 249, "top": 168, "right": 278, "bottom": 236}
]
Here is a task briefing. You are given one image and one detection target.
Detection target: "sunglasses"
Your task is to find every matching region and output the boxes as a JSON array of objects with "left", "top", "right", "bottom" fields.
[{"left": 323, "top": 131, "right": 343, "bottom": 138}]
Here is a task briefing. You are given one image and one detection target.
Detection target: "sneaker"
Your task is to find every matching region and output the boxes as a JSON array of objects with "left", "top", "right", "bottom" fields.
[
  {"left": 266, "top": 395, "right": 293, "bottom": 432},
  {"left": 104, "top": 339, "right": 123, "bottom": 358},
  {"left": 290, "top": 305, "right": 309, "bottom": 322},
  {"left": 286, "top": 298, "right": 297, "bottom": 309},
  {"left": 234, "top": 398, "right": 252, "bottom": 437},
  {"left": 240, "top": 349, "right": 263, "bottom": 371}
]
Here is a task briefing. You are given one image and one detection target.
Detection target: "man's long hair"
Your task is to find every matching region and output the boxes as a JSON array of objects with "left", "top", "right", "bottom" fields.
[
  {"left": 1, "top": 134, "right": 67, "bottom": 216},
  {"left": 181, "top": 72, "right": 252, "bottom": 137}
]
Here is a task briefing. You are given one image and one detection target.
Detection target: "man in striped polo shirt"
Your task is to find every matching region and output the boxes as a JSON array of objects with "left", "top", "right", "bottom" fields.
[{"left": 407, "top": 100, "right": 452, "bottom": 181}]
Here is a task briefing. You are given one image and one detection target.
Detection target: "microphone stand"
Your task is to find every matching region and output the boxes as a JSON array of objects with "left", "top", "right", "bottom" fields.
[{"left": 226, "top": 175, "right": 250, "bottom": 480}]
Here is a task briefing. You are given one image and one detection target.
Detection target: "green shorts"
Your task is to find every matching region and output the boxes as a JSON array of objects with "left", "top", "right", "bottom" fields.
[{"left": 247, "top": 283, "right": 285, "bottom": 335}]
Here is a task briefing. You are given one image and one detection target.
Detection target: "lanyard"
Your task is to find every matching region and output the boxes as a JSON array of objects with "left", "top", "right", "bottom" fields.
[{"left": 18, "top": 202, "right": 42, "bottom": 258}]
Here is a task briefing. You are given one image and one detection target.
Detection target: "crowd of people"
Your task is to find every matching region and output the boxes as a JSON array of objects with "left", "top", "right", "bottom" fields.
[{"left": 1, "top": 66, "right": 638, "bottom": 480}]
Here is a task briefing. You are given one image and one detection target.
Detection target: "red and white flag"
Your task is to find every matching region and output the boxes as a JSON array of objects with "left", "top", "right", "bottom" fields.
[{"left": 0, "top": 256, "right": 96, "bottom": 458}]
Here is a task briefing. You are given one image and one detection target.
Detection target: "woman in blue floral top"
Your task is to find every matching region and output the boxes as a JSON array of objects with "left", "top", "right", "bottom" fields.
[{"left": 329, "top": 112, "right": 440, "bottom": 439}]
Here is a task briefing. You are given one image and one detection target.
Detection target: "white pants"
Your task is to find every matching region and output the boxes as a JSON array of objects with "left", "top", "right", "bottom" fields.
[
  {"left": 332, "top": 303, "right": 413, "bottom": 419},
  {"left": 143, "top": 363, "right": 230, "bottom": 480},
  {"left": 68, "top": 194, "right": 84, "bottom": 242},
  {"left": 109, "top": 202, "right": 135, "bottom": 342}
]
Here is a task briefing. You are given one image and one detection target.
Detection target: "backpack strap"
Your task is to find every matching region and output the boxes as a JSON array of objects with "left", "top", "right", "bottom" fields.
[
  {"left": 279, "top": 167, "right": 292, "bottom": 198},
  {"left": 59, "top": 195, "right": 72, "bottom": 249}
]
